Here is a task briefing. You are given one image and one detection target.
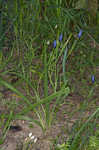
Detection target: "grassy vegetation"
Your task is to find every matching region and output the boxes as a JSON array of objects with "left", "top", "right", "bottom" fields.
[{"left": 0, "top": 0, "right": 99, "bottom": 149}]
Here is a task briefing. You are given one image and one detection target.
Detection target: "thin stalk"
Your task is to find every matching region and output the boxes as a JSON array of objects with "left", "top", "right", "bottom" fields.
[
  {"left": 62, "top": 47, "right": 68, "bottom": 85},
  {"left": 19, "top": 0, "right": 23, "bottom": 39},
  {"left": 67, "top": 39, "right": 78, "bottom": 59},
  {"left": 43, "top": 43, "right": 48, "bottom": 97},
  {"left": 43, "top": 43, "right": 50, "bottom": 126},
  {"left": 17, "top": 87, "right": 69, "bottom": 115},
  {"left": 55, "top": 33, "right": 72, "bottom": 64}
]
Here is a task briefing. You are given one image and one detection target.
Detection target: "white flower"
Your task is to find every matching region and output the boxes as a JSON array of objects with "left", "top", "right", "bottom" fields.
[
  {"left": 31, "top": 136, "right": 35, "bottom": 140},
  {"left": 34, "top": 137, "right": 37, "bottom": 143},
  {"left": 55, "top": 25, "right": 58, "bottom": 29},
  {"left": 47, "top": 41, "right": 50, "bottom": 45},
  {"left": 29, "top": 132, "right": 32, "bottom": 137},
  {"left": 28, "top": 132, "right": 37, "bottom": 142}
]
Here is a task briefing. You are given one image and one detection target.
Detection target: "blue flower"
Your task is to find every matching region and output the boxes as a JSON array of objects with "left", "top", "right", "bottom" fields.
[
  {"left": 53, "top": 40, "right": 57, "bottom": 48},
  {"left": 91, "top": 75, "right": 95, "bottom": 83},
  {"left": 59, "top": 34, "right": 63, "bottom": 42},
  {"left": 78, "top": 29, "right": 83, "bottom": 38}
]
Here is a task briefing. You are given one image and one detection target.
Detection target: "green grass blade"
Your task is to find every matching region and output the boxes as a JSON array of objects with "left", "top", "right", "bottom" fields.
[
  {"left": 0, "top": 111, "right": 13, "bottom": 144},
  {"left": 62, "top": 47, "right": 68, "bottom": 85},
  {"left": 70, "top": 107, "right": 99, "bottom": 150},
  {"left": 0, "top": 77, "right": 31, "bottom": 106},
  {"left": 17, "top": 87, "right": 70, "bottom": 115}
]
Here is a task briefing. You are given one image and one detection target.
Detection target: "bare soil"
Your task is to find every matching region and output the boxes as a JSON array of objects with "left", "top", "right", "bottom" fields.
[{"left": 0, "top": 66, "right": 98, "bottom": 150}]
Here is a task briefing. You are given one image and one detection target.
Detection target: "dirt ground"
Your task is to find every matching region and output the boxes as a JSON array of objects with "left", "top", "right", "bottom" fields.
[
  {"left": 0, "top": 66, "right": 99, "bottom": 150},
  {"left": 0, "top": 92, "right": 98, "bottom": 150}
]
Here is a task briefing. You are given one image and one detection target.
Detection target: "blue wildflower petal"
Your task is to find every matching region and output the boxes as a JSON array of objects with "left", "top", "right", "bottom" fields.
[
  {"left": 53, "top": 40, "right": 57, "bottom": 48},
  {"left": 59, "top": 34, "right": 63, "bottom": 42},
  {"left": 78, "top": 29, "right": 83, "bottom": 38},
  {"left": 91, "top": 75, "right": 95, "bottom": 83}
]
